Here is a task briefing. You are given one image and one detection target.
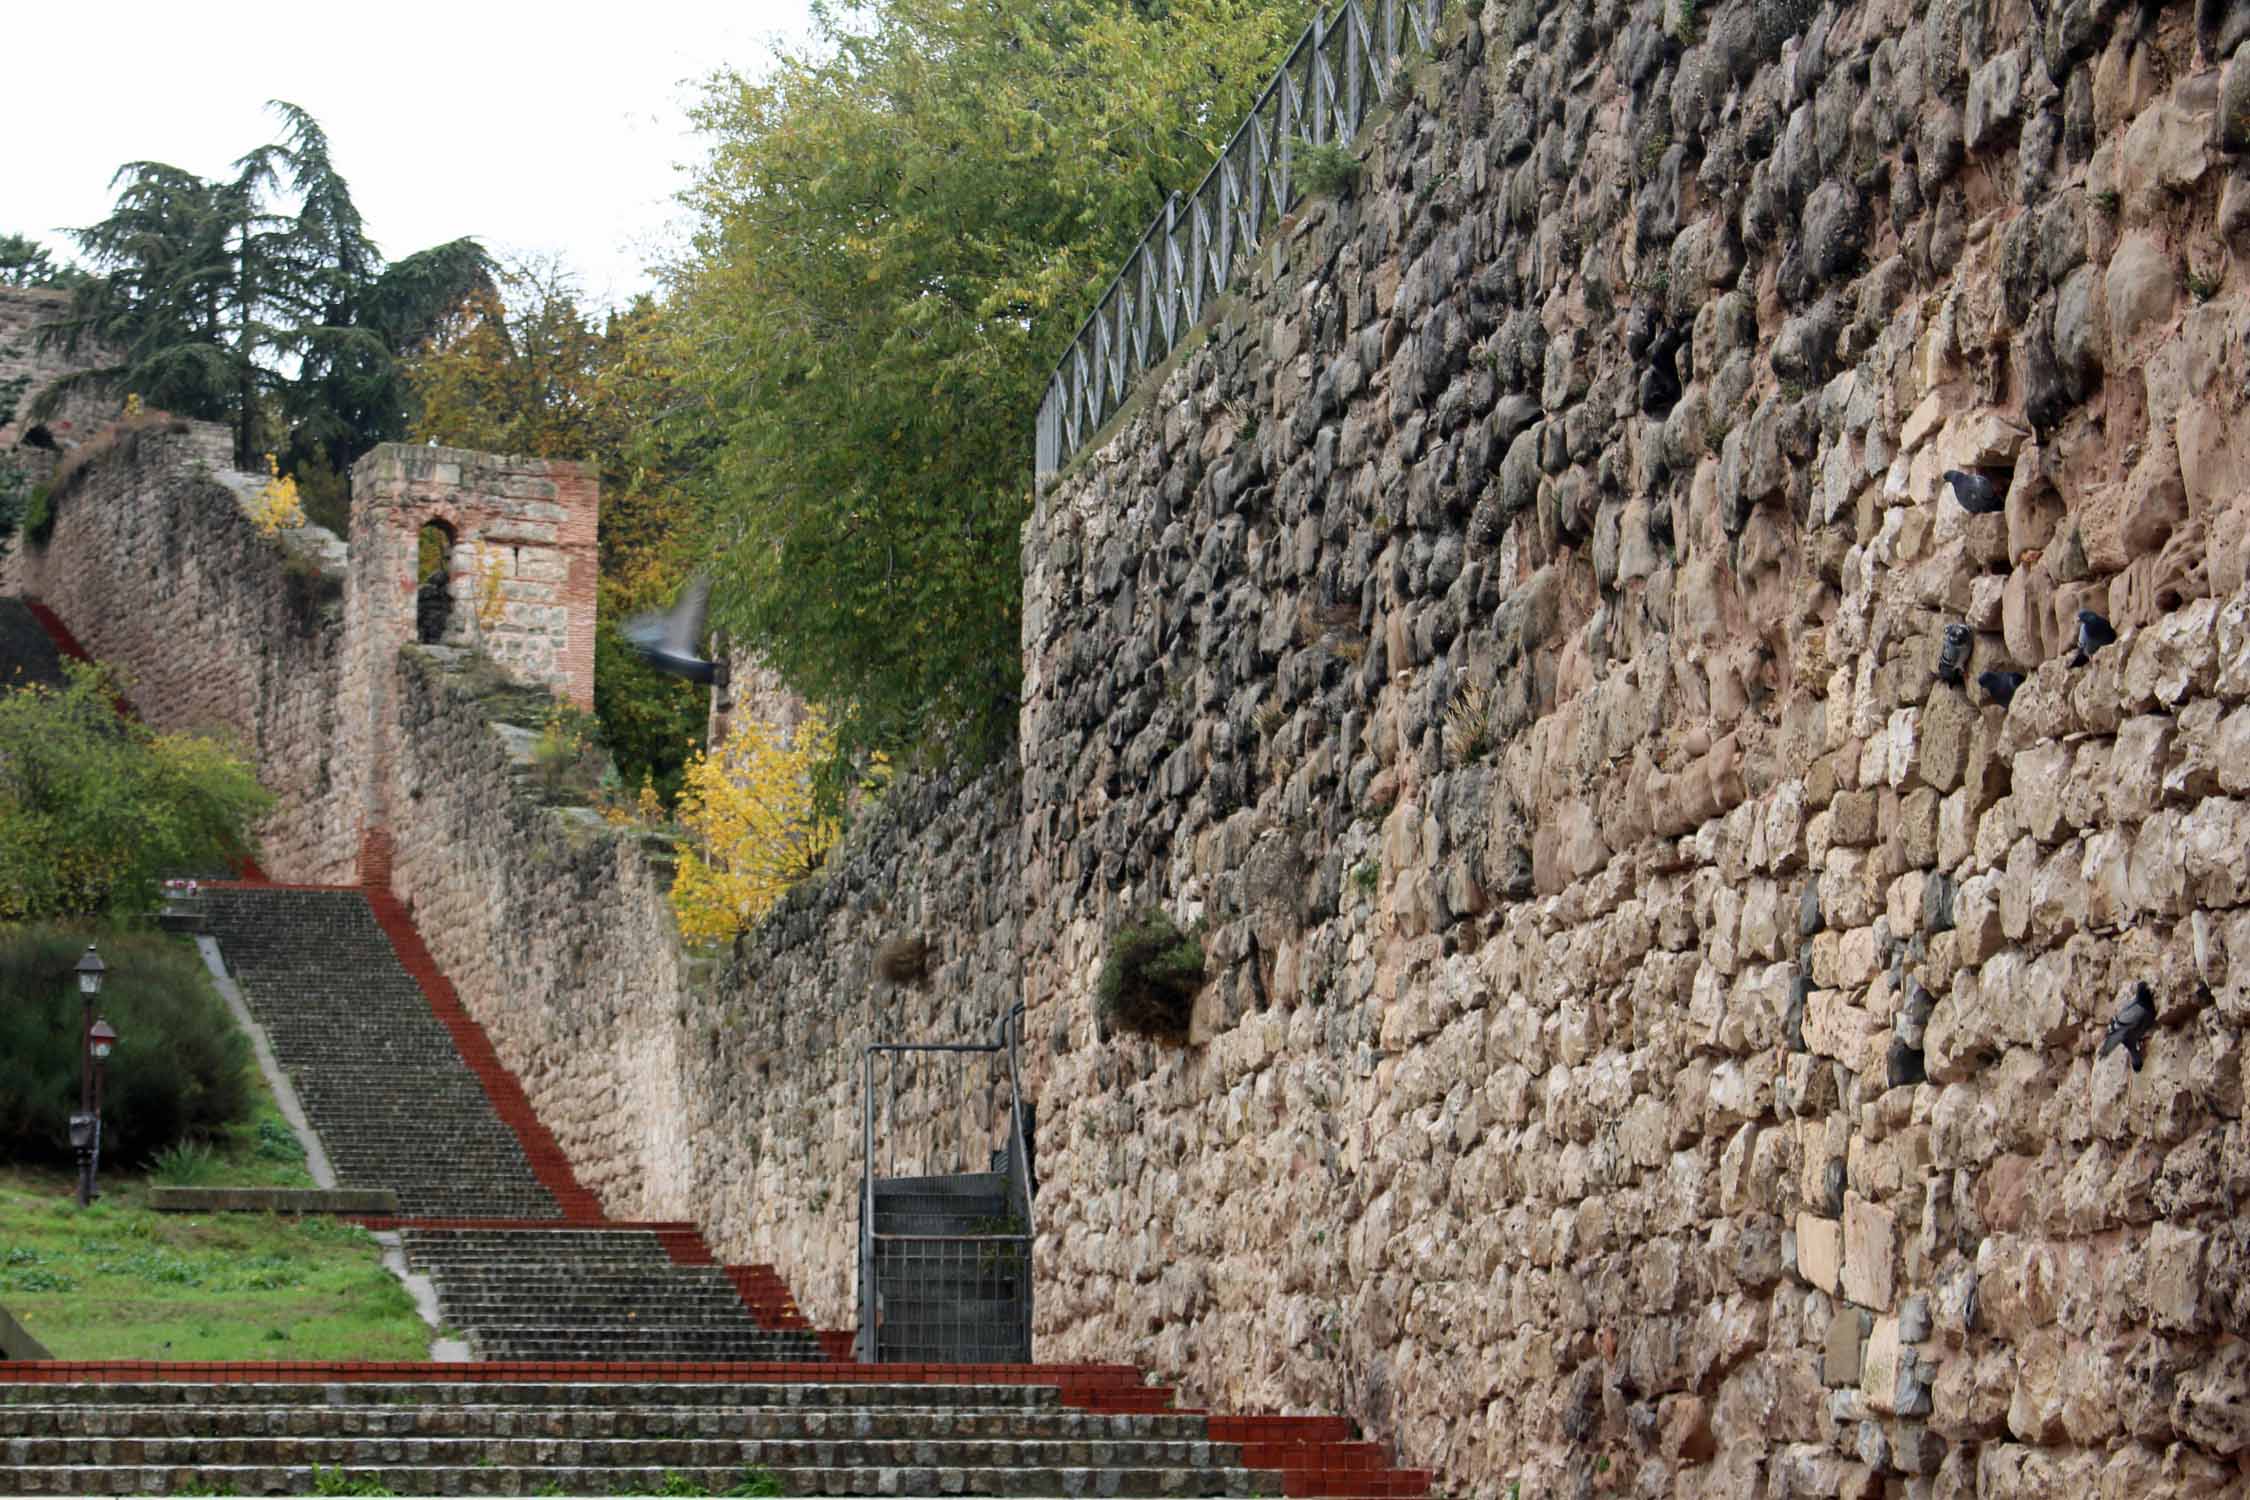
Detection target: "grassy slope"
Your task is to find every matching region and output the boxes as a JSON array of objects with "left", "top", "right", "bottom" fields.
[
  {"left": 1, "top": 935, "right": 431, "bottom": 1362},
  {"left": 1, "top": 1161, "right": 429, "bottom": 1360}
]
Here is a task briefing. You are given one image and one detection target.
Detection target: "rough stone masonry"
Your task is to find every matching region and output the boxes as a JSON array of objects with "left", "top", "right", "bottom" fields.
[{"left": 1015, "top": 0, "right": 2250, "bottom": 1495}]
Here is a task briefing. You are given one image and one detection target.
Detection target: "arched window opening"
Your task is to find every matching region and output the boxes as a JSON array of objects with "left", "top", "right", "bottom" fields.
[{"left": 416, "top": 521, "right": 457, "bottom": 644}]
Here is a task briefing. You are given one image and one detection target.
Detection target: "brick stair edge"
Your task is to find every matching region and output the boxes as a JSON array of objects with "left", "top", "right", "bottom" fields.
[{"left": 0, "top": 1360, "right": 1165, "bottom": 1385}]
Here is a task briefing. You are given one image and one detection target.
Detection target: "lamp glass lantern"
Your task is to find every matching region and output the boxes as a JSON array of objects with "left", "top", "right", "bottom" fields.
[
  {"left": 75, "top": 945, "right": 106, "bottom": 996},
  {"left": 89, "top": 1020, "right": 117, "bottom": 1060}
]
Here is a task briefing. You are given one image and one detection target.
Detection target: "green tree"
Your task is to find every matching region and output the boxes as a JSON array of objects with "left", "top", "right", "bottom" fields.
[
  {"left": 36, "top": 102, "right": 489, "bottom": 470},
  {"left": 0, "top": 661, "right": 273, "bottom": 920},
  {"left": 0, "top": 233, "right": 87, "bottom": 289},
  {"left": 670, "top": 0, "right": 1308, "bottom": 773}
]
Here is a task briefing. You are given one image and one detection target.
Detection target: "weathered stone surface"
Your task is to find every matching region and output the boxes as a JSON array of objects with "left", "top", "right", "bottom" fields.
[{"left": 18, "top": 0, "right": 2250, "bottom": 1489}]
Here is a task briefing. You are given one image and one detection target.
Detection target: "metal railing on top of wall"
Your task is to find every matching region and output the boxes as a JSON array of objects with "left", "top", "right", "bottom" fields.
[{"left": 1034, "top": 0, "right": 1451, "bottom": 479}]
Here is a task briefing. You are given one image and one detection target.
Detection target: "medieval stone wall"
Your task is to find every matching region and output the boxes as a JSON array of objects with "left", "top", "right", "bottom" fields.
[
  {"left": 380, "top": 648, "right": 1019, "bottom": 1320},
  {"left": 1013, "top": 0, "right": 2250, "bottom": 1495},
  {"left": 0, "top": 287, "right": 113, "bottom": 456},
  {"left": 1, "top": 417, "right": 360, "bottom": 880}
]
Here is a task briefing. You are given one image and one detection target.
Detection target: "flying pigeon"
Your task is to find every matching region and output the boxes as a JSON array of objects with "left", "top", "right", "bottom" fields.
[
  {"left": 1977, "top": 669, "right": 2025, "bottom": 707},
  {"left": 622, "top": 571, "right": 718, "bottom": 684},
  {"left": 2070, "top": 609, "right": 2116, "bottom": 667},
  {"left": 1935, "top": 623, "right": 1974, "bottom": 686},
  {"left": 1942, "top": 469, "right": 2004, "bottom": 515},
  {"left": 2099, "top": 981, "right": 2156, "bottom": 1072}
]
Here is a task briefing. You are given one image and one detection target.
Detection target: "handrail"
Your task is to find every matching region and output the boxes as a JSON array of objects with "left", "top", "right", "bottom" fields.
[
  {"left": 857, "top": 1002, "right": 1034, "bottom": 1362},
  {"left": 1035, "top": 0, "right": 1450, "bottom": 478}
]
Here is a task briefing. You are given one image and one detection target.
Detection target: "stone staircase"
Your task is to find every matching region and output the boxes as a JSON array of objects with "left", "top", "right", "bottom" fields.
[
  {"left": 0, "top": 1374, "right": 1431, "bottom": 1496},
  {"left": 195, "top": 885, "right": 563, "bottom": 1222},
  {"left": 401, "top": 1227, "right": 827, "bottom": 1362},
  {"left": 185, "top": 882, "right": 824, "bottom": 1363}
]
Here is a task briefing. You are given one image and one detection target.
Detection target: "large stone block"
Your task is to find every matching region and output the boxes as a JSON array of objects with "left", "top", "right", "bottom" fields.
[{"left": 1841, "top": 1193, "right": 1897, "bottom": 1310}]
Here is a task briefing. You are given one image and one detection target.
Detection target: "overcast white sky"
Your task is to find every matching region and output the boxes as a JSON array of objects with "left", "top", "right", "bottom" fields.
[{"left": 1, "top": 0, "right": 821, "bottom": 310}]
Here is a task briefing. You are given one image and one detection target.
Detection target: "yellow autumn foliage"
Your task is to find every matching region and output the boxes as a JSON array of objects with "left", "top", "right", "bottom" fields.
[
  {"left": 668, "top": 709, "right": 840, "bottom": 943},
  {"left": 248, "top": 453, "right": 305, "bottom": 537},
  {"left": 474, "top": 541, "right": 506, "bottom": 631}
]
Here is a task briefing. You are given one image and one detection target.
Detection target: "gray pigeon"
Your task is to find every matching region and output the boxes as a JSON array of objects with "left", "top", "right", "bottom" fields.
[
  {"left": 2098, "top": 981, "right": 2156, "bottom": 1072},
  {"left": 622, "top": 571, "right": 718, "bottom": 684},
  {"left": 1935, "top": 623, "right": 1974, "bottom": 686},
  {"left": 2071, "top": 609, "right": 2117, "bottom": 667},
  {"left": 1977, "top": 669, "right": 2025, "bottom": 706},
  {"left": 1942, "top": 469, "right": 2004, "bottom": 515}
]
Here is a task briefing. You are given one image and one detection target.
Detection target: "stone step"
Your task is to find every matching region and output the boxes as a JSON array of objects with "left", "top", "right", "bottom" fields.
[
  {"left": 472, "top": 1335, "right": 826, "bottom": 1362},
  {"left": 437, "top": 1306, "right": 766, "bottom": 1329},
  {"left": 0, "top": 1435, "right": 1249, "bottom": 1468},
  {"left": 0, "top": 1407, "right": 1211, "bottom": 1441},
  {"left": 0, "top": 1462, "right": 1287, "bottom": 1497}
]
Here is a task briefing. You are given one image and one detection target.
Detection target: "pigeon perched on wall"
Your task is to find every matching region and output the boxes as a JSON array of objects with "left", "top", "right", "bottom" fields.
[
  {"left": 1942, "top": 469, "right": 2005, "bottom": 515},
  {"left": 1935, "top": 623, "right": 1974, "bottom": 686},
  {"left": 2099, "top": 981, "right": 2156, "bottom": 1072},
  {"left": 1977, "top": 669, "right": 2025, "bottom": 707},
  {"left": 2070, "top": 609, "right": 2116, "bottom": 667},
  {"left": 622, "top": 571, "right": 718, "bottom": 684}
]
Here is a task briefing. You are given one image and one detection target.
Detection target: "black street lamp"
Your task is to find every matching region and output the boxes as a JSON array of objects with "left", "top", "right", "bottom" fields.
[{"left": 70, "top": 945, "right": 107, "bottom": 1208}]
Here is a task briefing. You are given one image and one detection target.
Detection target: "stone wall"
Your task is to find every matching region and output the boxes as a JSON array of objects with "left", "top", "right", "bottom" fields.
[
  {"left": 349, "top": 445, "right": 600, "bottom": 713},
  {"left": 0, "top": 286, "right": 113, "bottom": 455},
  {"left": 1016, "top": 0, "right": 2250, "bottom": 1495},
  {"left": 6, "top": 4, "right": 2250, "bottom": 1494},
  {"left": 2, "top": 415, "right": 360, "bottom": 880},
  {"left": 380, "top": 643, "right": 1020, "bottom": 1325}
]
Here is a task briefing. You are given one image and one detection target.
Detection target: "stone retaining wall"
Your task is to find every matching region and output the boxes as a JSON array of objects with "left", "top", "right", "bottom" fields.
[{"left": 1016, "top": 0, "right": 2250, "bottom": 1494}]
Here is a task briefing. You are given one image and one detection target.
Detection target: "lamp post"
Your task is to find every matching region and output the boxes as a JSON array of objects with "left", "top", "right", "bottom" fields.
[{"left": 71, "top": 945, "right": 106, "bottom": 1208}]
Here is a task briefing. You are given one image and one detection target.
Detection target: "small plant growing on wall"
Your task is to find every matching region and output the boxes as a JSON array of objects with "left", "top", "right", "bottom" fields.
[
  {"left": 473, "top": 541, "right": 507, "bottom": 631},
  {"left": 875, "top": 934, "right": 929, "bottom": 985},
  {"left": 1441, "top": 682, "right": 1493, "bottom": 764},
  {"left": 528, "top": 703, "right": 603, "bottom": 804},
  {"left": 1097, "top": 909, "right": 1205, "bottom": 1044},
  {"left": 247, "top": 454, "right": 306, "bottom": 538},
  {"left": 1291, "top": 138, "right": 1362, "bottom": 199}
]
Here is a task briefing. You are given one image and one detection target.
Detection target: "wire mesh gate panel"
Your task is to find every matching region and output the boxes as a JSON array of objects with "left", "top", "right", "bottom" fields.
[
  {"left": 871, "top": 1234, "right": 1033, "bottom": 1365},
  {"left": 859, "top": 1006, "right": 1035, "bottom": 1363},
  {"left": 1036, "top": 0, "right": 1450, "bottom": 478}
]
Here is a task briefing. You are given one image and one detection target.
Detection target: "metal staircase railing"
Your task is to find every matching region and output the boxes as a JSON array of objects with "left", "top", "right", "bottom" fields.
[
  {"left": 858, "top": 1002, "right": 1034, "bottom": 1363},
  {"left": 1035, "top": 0, "right": 1451, "bottom": 478}
]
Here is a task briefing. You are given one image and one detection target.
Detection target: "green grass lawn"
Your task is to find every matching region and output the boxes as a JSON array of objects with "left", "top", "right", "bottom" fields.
[
  {"left": 0, "top": 1163, "right": 432, "bottom": 1360},
  {"left": 1, "top": 940, "right": 431, "bottom": 1361}
]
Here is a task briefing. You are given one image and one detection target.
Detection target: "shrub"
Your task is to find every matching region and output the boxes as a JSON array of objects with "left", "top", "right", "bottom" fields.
[
  {"left": 246, "top": 454, "right": 306, "bottom": 537},
  {"left": 149, "top": 1139, "right": 224, "bottom": 1185},
  {"left": 527, "top": 702, "right": 606, "bottom": 804},
  {"left": 1292, "top": 139, "right": 1362, "bottom": 199},
  {"left": 0, "top": 924, "right": 253, "bottom": 1167},
  {"left": 669, "top": 708, "right": 857, "bottom": 944},
  {"left": 0, "top": 659, "right": 272, "bottom": 919},
  {"left": 1096, "top": 910, "right": 1206, "bottom": 1044}
]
